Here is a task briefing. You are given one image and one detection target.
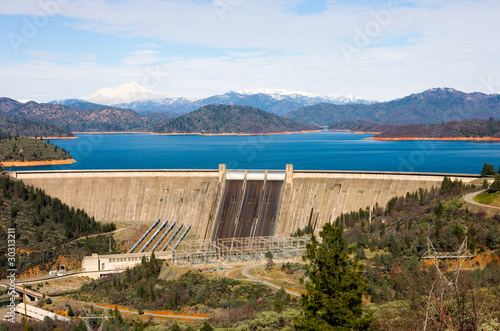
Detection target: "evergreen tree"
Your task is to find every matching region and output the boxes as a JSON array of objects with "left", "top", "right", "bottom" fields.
[
  {"left": 273, "top": 290, "right": 284, "bottom": 313},
  {"left": 42, "top": 316, "right": 55, "bottom": 329},
  {"left": 489, "top": 175, "right": 500, "bottom": 192},
  {"left": 199, "top": 322, "right": 214, "bottom": 331},
  {"left": 67, "top": 304, "right": 74, "bottom": 317},
  {"left": 480, "top": 162, "right": 497, "bottom": 177},
  {"left": 265, "top": 250, "right": 274, "bottom": 270},
  {"left": 73, "top": 320, "right": 87, "bottom": 331},
  {"left": 355, "top": 247, "right": 367, "bottom": 260},
  {"left": 113, "top": 306, "right": 123, "bottom": 323},
  {"left": 273, "top": 287, "right": 289, "bottom": 313},
  {"left": 295, "top": 223, "right": 372, "bottom": 330}
]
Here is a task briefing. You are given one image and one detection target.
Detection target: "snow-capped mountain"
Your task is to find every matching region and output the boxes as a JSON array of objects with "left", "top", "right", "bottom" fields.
[
  {"left": 237, "top": 88, "right": 365, "bottom": 104},
  {"left": 113, "top": 86, "right": 372, "bottom": 116},
  {"left": 62, "top": 83, "right": 372, "bottom": 116},
  {"left": 84, "top": 82, "right": 167, "bottom": 105},
  {"left": 115, "top": 97, "right": 199, "bottom": 116}
]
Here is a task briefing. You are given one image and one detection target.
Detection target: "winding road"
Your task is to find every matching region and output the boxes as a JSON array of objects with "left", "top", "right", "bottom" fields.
[
  {"left": 463, "top": 190, "right": 500, "bottom": 210},
  {"left": 238, "top": 263, "right": 303, "bottom": 297}
]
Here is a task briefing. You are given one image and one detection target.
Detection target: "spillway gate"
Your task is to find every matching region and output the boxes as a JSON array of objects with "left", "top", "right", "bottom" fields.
[{"left": 211, "top": 170, "right": 286, "bottom": 241}]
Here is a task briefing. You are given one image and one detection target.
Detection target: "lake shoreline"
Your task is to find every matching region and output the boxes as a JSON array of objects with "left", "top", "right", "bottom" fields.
[
  {"left": 368, "top": 136, "right": 500, "bottom": 141},
  {"left": 328, "top": 129, "right": 381, "bottom": 134},
  {"left": 1, "top": 159, "right": 77, "bottom": 167},
  {"left": 39, "top": 136, "right": 78, "bottom": 140},
  {"left": 72, "top": 130, "right": 325, "bottom": 136}
]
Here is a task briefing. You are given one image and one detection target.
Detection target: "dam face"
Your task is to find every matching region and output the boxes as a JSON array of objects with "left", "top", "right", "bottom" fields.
[
  {"left": 212, "top": 171, "right": 284, "bottom": 240},
  {"left": 12, "top": 166, "right": 477, "bottom": 240}
]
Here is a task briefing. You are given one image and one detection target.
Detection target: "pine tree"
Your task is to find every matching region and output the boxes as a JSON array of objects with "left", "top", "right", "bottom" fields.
[
  {"left": 480, "top": 162, "right": 497, "bottom": 177},
  {"left": 200, "top": 322, "right": 214, "bottom": 331},
  {"left": 489, "top": 175, "right": 500, "bottom": 192},
  {"left": 67, "top": 304, "right": 74, "bottom": 317},
  {"left": 274, "top": 291, "right": 284, "bottom": 313},
  {"left": 295, "top": 223, "right": 372, "bottom": 330},
  {"left": 265, "top": 250, "right": 274, "bottom": 270}
]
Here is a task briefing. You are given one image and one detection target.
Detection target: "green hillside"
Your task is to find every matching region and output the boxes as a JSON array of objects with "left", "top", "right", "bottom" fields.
[
  {"left": 0, "top": 176, "right": 118, "bottom": 278},
  {"left": 0, "top": 115, "right": 73, "bottom": 138},
  {"left": 0, "top": 136, "right": 72, "bottom": 162},
  {"left": 376, "top": 118, "right": 500, "bottom": 138},
  {"left": 328, "top": 120, "right": 398, "bottom": 132},
  {"left": 155, "top": 104, "right": 319, "bottom": 134}
]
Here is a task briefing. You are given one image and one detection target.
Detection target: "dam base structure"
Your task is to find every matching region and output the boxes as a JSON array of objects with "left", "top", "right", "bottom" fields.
[{"left": 12, "top": 165, "right": 478, "bottom": 242}]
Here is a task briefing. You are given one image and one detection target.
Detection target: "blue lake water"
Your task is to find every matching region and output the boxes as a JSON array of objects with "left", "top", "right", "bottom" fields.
[{"left": 7, "top": 131, "right": 500, "bottom": 174}]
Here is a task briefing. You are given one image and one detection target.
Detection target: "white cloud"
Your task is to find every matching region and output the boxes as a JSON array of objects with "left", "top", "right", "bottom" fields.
[
  {"left": 121, "top": 49, "right": 164, "bottom": 66},
  {"left": 24, "top": 50, "right": 99, "bottom": 63},
  {"left": 24, "top": 50, "right": 67, "bottom": 61},
  {"left": 0, "top": 0, "right": 499, "bottom": 100},
  {"left": 137, "top": 42, "right": 160, "bottom": 48}
]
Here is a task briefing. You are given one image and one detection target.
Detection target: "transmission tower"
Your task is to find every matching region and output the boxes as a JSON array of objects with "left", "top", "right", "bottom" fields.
[
  {"left": 420, "top": 237, "right": 474, "bottom": 331},
  {"left": 421, "top": 236, "right": 474, "bottom": 288},
  {"left": 80, "top": 305, "right": 112, "bottom": 331}
]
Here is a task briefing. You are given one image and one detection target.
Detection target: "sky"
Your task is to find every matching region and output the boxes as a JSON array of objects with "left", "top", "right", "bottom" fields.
[{"left": 1, "top": 0, "right": 500, "bottom": 102}]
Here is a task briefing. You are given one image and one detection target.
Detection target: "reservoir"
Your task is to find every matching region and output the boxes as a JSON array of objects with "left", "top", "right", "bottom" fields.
[{"left": 9, "top": 131, "right": 500, "bottom": 174}]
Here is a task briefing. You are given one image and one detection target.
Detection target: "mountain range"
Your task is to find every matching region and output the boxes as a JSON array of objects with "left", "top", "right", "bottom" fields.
[
  {"left": 285, "top": 88, "right": 500, "bottom": 126},
  {"left": 0, "top": 98, "right": 156, "bottom": 132},
  {"left": 55, "top": 82, "right": 371, "bottom": 117},
  {"left": 120, "top": 89, "right": 370, "bottom": 117},
  {"left": 3, "top": 87, "right": 500, "bottom": 136}
]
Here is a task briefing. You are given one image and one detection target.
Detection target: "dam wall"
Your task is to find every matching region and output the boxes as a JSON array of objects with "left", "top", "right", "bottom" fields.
[
  {"left": 13, "top": 170, "right": 221, "bottom": 240},
  {"left": 12, "top": 166, "right": 478, "bottom": 239},
  {"left": 276, "top": 171, "right": 475, "bottom": 236}
]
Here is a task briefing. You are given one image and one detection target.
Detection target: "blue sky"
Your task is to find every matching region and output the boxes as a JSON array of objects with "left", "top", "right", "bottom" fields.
[{"left": 1, "top": 0, "right": 499, "bottom": 102}]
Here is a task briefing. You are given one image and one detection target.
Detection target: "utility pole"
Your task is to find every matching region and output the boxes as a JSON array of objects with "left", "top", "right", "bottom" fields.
[
  {"left": 420, "top": 237, "right": 474, "bottom": 331},
  {"left": 23, "top": 284, "right": 28, "bottom": 331}
]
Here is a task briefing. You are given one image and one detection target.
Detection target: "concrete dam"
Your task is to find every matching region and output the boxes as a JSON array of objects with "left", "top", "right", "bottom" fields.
[{"left": 12, "top": 165, "right": 477, "bottom": 240}]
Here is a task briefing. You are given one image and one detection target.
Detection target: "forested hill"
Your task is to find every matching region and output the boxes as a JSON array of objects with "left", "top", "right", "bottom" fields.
[
  {"left": 285, "top": 88, "right": 500, "bottom": 126},
  {"left": 375, "top": 118, "right": 500, "bottom": 138},
  {"left": 0, "top": 176, "right": 118, "bottom": 278},
  {"left": 0, "top": 116, "right": 73, "bottom": 138},
  {"left": 328, "top": 120, "right": 398, "bottom": 133},
  {"left": 154, "top": 104, "right": 319, "bottom": 134},
  {"left": 0, "top": 137, "right": 72, "bottom": 162},
  {"left": 0, "top": 97, "right": 153, "bottom": 132}
]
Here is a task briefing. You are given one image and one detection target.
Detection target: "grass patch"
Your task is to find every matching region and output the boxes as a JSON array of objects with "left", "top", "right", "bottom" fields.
[{"left": 473, "top": 191, "right": 500, "bottom": 205}]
